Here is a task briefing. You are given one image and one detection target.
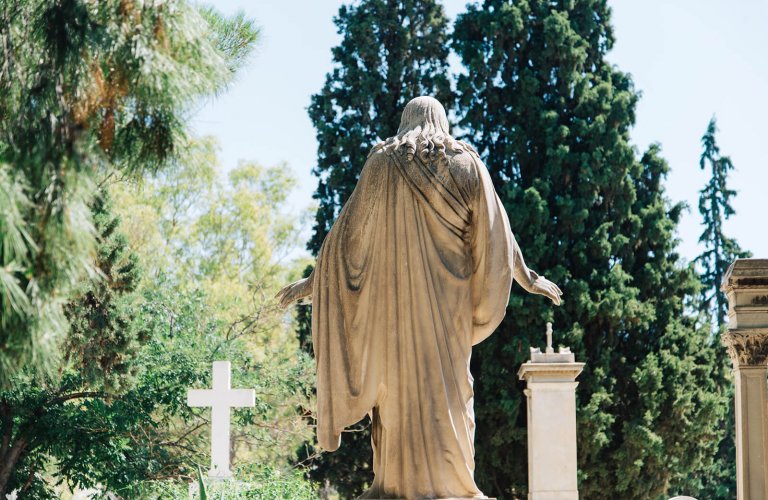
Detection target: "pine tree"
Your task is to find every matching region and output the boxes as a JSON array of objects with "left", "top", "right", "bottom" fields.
[
  {"left": 0, "top": 0, "right": 258, "bottom": 386},
  {"left": 453, "top": 1, "right": 727, "bottom": 498},
  {"left": 696, "top": 117, "right": 750, "bottom": 327},
  {"left": 302, "top": 0, "right": 452, "bottom": 495},
  {"left": 63, "top": 192, "right": 143, "bottom": 391},
  {"left": 0, "top": 190, "right": 142, "bottom": 496}
]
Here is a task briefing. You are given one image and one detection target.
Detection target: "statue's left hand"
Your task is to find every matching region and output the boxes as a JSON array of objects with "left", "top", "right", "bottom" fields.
[
  {"left": 528, "top": 270, "right": 563, "bottom": 305},
  {"left": 276, "top": 278, "right": 312, "bottom": 309}
]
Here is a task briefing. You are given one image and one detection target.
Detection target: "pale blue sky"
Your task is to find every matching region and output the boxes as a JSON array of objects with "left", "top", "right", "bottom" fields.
[{"left": 194, "top": 0, "right": 767, "bottom": 262}]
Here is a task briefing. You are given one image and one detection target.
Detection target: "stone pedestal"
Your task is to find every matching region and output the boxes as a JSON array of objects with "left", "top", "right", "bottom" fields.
[
  {"left": 518, "top": 324, "right": 584, "bottom": 500},
  {"left": 721, "top": 259, "right": 768, "bottom": 500}
]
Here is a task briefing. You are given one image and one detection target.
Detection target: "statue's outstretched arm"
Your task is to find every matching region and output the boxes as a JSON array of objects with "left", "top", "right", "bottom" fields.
[
  {"left": 511, "top": 237, "right": 563, "bottom": 306},
  {"left": 276, "top": 153, "right": 379, "bottom": 310},
  {"left": 276, "top": 270, "right": 314, "bottom": 309}
]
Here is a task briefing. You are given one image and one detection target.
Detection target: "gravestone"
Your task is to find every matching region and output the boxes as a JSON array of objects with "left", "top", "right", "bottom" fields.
[
  {"left": 518, "top": 323, "right": 584, "bottom": 500},
  {"left": 187, "top": 361, "right": 255, "bottom": 479}
]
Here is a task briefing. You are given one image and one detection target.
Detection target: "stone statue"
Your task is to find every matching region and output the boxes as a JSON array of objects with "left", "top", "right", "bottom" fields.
[{"left": 278, "top": 96, "right": 562, "bottom": 499}]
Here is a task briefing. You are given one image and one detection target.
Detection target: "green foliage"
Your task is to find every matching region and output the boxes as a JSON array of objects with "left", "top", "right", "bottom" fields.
[
  {"left": 0, "top": 0, "right": 259, "bottom": 385},
  {"left": 681, "top": 116, "right": 750, "bottom": 500},
  {"left": 1, "top": 277, "right": 314, "bottom": 497},
  {"left": 0, "top": 189, "right": 145, "bottom": 496},
  {"left": 0, "top": 27, "right": 316, "bottom": 493},
  {"left": 453, "top": 2, "right": 729, "bottom": 498},
  {"left": 300, "top": 0, "right": 453, "bottom": 495},
  {"left": 0, "top": 0, "right": 313, "bottom": 496},
  {"left": 63, "top": 191, "right": 144, "bottom": 392},
  {"left": 113, "top": 137, "right": 310, "bottom": 353},
  {"left": 141, "top": 464, "right": 316, "bottom": 499},
  {"left": 696, "top": 116, "right": 750, "bottom": 327},
  {"left": 198, "top": 464, "right": 209, "bottom": 500},
  {"left": 0, "top": 2, "right": 263, "bottom": 495},
  {"left": 3, "top": 136, "right": 316, "bottom": 497}
]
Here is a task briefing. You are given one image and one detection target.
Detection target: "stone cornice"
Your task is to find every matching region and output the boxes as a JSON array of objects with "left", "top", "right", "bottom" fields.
[
  {"left": 721, "top": 259, "right": 768, "bottom": 293},
  {"left": 518, "top": 362, "right": 585, "bottom": 382},
  {"left": 722, "top": 328, "right": 768, "bottom": 367}
]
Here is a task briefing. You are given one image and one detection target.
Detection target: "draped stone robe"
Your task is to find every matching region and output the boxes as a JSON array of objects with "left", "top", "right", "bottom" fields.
[{"left": 312, "top": 143, "right": 515, "bottom": 499}]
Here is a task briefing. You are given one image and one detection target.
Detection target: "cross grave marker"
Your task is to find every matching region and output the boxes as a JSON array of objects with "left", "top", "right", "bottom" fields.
[{"left": 187, "top": 361, "right": 255, "bottom": 479}]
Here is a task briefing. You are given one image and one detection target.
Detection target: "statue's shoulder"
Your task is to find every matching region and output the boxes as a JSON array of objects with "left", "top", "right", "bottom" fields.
[
  {"left": 446, "top": 147, "right": 487, "bottom": 201},
  {"left": 367, "top": 140, "right": 391, "bottom": 159},
  {"left": 361, "top": 143, "right": 391, "bottom": 172},
  {"left": 454, "top": 139, "right": 480, "bottom": 158},
  {"left": 447, "top": 142, "right": 482, "bottom": 173}
]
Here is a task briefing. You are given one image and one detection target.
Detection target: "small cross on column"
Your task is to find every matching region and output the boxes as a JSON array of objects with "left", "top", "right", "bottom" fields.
[
  {"left": 188, "top": 361, "right": 255, "bottom": 479},
  {"left": 545, "top": 321, "right": 554, "bottom": 354}
]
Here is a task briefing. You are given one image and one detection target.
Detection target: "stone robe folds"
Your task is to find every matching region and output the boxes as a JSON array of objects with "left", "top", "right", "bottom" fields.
[{"left": 312, "top": 144, "right": 515, "bottom": 499}]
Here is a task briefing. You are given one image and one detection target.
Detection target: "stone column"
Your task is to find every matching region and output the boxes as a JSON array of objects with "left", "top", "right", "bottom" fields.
[
  {"left": 518, "top": 323, "right": 584, "bottom": 500},
  {"left": 721, "top": 259, "right": 768, "bottom": 500}
]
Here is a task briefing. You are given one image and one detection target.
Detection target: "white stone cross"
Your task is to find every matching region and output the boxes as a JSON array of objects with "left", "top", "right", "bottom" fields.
[{"left": 187, "top": 361, "right": 255, "bottom": 479}]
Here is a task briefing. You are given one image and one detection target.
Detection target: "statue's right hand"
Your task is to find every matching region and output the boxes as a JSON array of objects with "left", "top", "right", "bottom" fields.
[
  {"left": 276, "top": 278, "right": 312, "bottom": 309},
  {"left": 527, "top": 270, "right": 563, "bottom": 306}
]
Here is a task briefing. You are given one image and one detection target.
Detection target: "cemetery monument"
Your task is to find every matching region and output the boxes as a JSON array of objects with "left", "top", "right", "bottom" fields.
[
  {"left": 721, "top": 259, "right": 768, "bottom": 500},
  {"left": 278, "top": 96, "right": 563, "bottom": 499},
  {"left": 187, "top": 361, "right": 256, "bottom": 479},
  {"left": 518, "top": 323, "right": 584, "bottom": 500}
]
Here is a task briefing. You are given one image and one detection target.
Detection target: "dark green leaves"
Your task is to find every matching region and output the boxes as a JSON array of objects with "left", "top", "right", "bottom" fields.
[
  {"left": 696, "top": 116, "right": 750, "bottom": 327},
  {"left": 451, "top": 1, "right": 726, "bottom": 498}
]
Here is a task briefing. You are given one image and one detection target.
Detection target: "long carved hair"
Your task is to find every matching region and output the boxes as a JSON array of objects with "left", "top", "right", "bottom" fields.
[{"left": 370, "top": 96, "right": 476, "bottom": 167}]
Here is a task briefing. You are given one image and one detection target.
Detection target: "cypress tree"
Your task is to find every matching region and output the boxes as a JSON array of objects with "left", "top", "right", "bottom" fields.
[
  {"left": 63, "top": 191, "right": 143, "bottom": 391},
  {"left": 686, "top": 117, "right": 749, "bottom": 499},
  {"left": 302, "top": 1, "right": 451, "bottom": 495},
  {"left": 453, "top": 1, "right": 726, "bottom": 498},
  {"left": 696, "top": 116, "right": 750, "bottom": 327}
]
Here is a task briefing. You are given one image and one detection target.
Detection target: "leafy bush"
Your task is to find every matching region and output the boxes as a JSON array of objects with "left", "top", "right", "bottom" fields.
[{"left": 136, "top": 464, "right": 316, "bottom": 499}]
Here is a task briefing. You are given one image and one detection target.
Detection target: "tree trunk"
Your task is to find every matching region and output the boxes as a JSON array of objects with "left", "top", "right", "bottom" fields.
[{"left": 0, "top": 437, "right": 27, "bottom": 498}]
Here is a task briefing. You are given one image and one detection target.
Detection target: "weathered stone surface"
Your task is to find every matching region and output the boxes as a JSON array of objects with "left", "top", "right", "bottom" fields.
[
  {"left": 722, "top": 259, "right": 768, "bottom": 329},
  {"left": 278, "top": 96, "right": 563, "bottom": 499},
  {"left": 720, "top": 258, "right": 768, "bottom": 500},
  {"left": 722, "top": 328, "right": 768, "bottom": 366}
]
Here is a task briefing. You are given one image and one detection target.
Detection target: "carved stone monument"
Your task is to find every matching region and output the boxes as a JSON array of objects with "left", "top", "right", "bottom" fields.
[
  {"left": 518, "top": 323, "right": 584, "bottom": 500},
  {"left": 721, "top": 259, "right": 768, "bottom": 500},
  {"left": 187, "top": 361, "right": 255, "bottom": 479},
  {"left": 278, "top": 96, "right": 563, "bottom": 499}
]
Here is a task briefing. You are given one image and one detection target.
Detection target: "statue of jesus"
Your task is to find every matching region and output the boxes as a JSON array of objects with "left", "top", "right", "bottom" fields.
[{"left": 278, "top": 96, "right": 562, "bottom": 499}]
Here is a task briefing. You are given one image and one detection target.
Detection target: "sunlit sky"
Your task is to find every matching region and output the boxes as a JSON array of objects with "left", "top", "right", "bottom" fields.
[{"left": 195, "top": 0, "right": 768, "bottom": 262}]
